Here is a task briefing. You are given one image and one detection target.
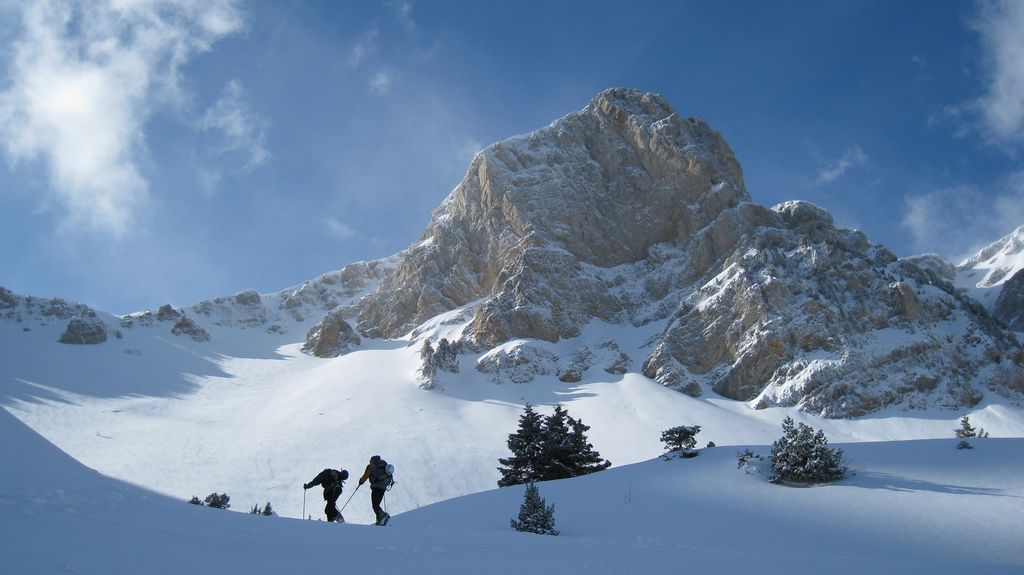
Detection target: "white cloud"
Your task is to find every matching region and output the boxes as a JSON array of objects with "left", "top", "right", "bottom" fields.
[
  {"left": 348, "top": 28, "right": 379, "bottom": 69},
  {"left": 370, "top": 69, "right": 396, "bottom": 95},
  {"left": 902, "top": 175, "right": 1024, "bottom": 259},
  {"left": 199, "top": 80, "right": 270, "bottom": 174},
  {"left": 326, "top": 218, "right": 357, "bottom": 240},
  {"left": 814, "top": 147, "right": 867, "bottom": 185},
  {"left": 0, "top": 0, "right": 244, "bottom": 237},
  {"left": 970, "top": 0, "right": 1024, "bottom": 145},
  {"left": 386, "top": 0, "right": 416, "bottom": 32}
]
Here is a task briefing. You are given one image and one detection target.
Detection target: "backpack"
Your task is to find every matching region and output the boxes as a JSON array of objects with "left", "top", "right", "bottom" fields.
[
  {"left": 371, "top": 459, "right": 395, "bottom": 489},
  {"left": 324, "top": 468, "right": 348, "bottom": 500}
]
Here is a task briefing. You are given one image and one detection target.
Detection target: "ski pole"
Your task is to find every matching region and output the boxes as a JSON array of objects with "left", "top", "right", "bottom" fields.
[{"left": 339, "top": 483, "right": 361, "bottom": 513}]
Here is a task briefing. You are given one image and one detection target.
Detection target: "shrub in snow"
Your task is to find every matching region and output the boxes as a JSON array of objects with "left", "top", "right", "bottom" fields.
[
  {"left": 250, "top": 502, "right": 275, "bottom": 515},
  {"left": 769, "top": 417, "right": 847, "bottom": 485},
  {"left": 736, "top": 449, "right": 768, "bottom": 477},
  {"left": 511, "top": 482, "right": 559, "bottom": 536},
  {"left": 204, "top": 493, "right": 231, "bottom": 509},
  {"left": 661, "top": 424, "right": 701, "bottom": 452},
  {"left": 187, "top": 495, "right": 203, "bottom": 506},
  {"left": 498, "top": 404, "right": 610, "bottom": 487}
]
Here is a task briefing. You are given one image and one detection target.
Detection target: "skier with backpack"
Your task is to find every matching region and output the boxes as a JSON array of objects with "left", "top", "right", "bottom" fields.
[
  {"left": 303, "top": 467, "right": 349, "bottom": 523},
  {"left": 357, "top": 455, "right": 394, "bottom": 525}
]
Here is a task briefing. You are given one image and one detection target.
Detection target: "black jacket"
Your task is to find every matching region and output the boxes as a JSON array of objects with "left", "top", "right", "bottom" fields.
[{"left": 305, "top": 468, "right": 346, "bottom": 500}]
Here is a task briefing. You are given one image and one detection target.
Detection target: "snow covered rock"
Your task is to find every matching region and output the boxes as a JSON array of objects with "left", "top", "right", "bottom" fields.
[
  {"left": 171, "top": 316, "right": 210, "bottom": 342},
  {"left": 58, "top": 316, "right": 108, "bottom": 345},
  {"left": 476, "top": 343, "right": 560, "bottom": 384},
  {"left": 302, "top": 309, "right": 361, "bottom": 358}
]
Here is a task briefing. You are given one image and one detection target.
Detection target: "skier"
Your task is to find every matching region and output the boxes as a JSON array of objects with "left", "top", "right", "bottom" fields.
[
  {"left": 357, "top": 455, "right": 394, "bottom": 525},
  {"left": 303, "top": 467, "right": 349, "bottom": 522}
]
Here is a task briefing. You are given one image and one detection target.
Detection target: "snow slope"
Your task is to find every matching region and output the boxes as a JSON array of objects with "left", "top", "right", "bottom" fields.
[
  {"left": 3, "top": 405, "right": 1022, "bottom": 574},
  {"left": 5, "top": 304, "right": 1024, "bottom": 529}
]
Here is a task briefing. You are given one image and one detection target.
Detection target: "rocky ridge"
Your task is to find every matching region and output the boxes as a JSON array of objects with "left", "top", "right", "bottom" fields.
[
  {"left": 349, "top": 88, "right": 1024, "bottom": 416},
  {"left": 0, "top": 257, "right": 394, "bottom": 352}
]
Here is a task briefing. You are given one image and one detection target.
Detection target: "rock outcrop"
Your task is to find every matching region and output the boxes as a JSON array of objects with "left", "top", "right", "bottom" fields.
[
  {"left": 302, "top": 309, "right": 361, "bottom": 358},
  {"left": 59, "top": 315, "right": 108, "bottom": 345}
]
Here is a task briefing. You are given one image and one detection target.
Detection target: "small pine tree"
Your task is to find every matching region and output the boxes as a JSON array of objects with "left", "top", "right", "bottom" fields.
[
  {"left": 954, "top": 415, "right": 988, "bottom": 439},
  {"left": 510, "top": 482, "right": 559, "bottom": 536},
  {"left": 187, "top": 495, "right": 203, "bottom": 506},
  {"left": 262, "top": 502, "right": 274, "bottom": 516},
  {"left": 954, "top": 415, "right": 977, "bottom": 438},
  {"left": 661, "top": 424, "right": 701, "bottom": 452},
  {"left": 204, "top": 492, "right": 230, "bottom": 509},
  {"left": 769, "top": 417, "right": 847, "bottom": 484},
  {"left": 250, "top": 504, "right": 261, "bottom": 515}
]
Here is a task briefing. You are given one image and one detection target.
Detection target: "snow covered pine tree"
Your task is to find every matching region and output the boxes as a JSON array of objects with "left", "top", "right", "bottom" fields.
[
  {"left": 498, "top": 404, "right": 610, "bottom": 486},
  {"left": 510, "top": 482, "right": 558, "bottom": 536},
  {"left": 769, "top": 417, "right": 846, "bottom": 485}
]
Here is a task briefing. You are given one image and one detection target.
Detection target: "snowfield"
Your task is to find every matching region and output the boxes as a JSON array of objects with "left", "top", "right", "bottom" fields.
[{"left": 2, "top": 406, "right": 1022, "bottom": 574}]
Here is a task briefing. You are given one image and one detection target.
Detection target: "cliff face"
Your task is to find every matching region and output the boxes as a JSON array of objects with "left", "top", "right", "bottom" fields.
[
  {"left": 352, "top": 88, "right": 1024, "bottom": 417},
  {"left": 357, "top": 88, "right": 748, "bottom": 344}
]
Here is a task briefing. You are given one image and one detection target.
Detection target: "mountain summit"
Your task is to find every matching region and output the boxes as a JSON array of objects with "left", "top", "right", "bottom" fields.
[{"left": 351, "top": 88, "right": 1023, "bottom": 416}]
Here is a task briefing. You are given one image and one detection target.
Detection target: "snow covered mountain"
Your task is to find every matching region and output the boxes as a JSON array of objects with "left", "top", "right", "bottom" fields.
[
  {"left": 3, "top": 88, "right": 1024, "bottom": 541},
  {"left": 352, "top": 88, "right": 1024, "bottom": 416},
  {"left": 957, "top": 225, "right": 1024, "bottom": 331}
]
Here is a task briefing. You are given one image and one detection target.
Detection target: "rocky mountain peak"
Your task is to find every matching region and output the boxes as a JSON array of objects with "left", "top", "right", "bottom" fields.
[{"left": 358, "top": 88, "right": 749, "bottom": 341}]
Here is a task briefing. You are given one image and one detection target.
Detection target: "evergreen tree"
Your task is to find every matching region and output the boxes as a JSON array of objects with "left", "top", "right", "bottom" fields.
[
  {"left": 498, "top": 403, "right": 610, "bottom": 487},
  {"left": 537, "top": 405, "right": 576, "bottom": 481},
  {"left": 954, "top": 415, "right": 977, "bottom": 438},
  {"left": 262, "top": 502, "right": 274, "bottom": 516},
  {"left": 661, "top": 424, "right": 701, "bottom": 452},
  {"left": 250, "top": 504, "right": 261, "bottom": 514},
  {"left": 567, "top": 416, "right": 612, "bottom": 476},
  {"left": 498, "top": 403, "right": 545, "bottom": 487},
  {"left": 510, "top": 482, "right": 559, "bottom": 536},
  {"left": 954, "top": 415, "right": 988, "bottom": 439},
  {"left": 187, "top": 495, "right": 203, "bottom": 506},
  {"left": 204, "top": 492, "right": 231, "bottom": 509},
  {"left": 769, "top": 417, "right": 846, "bottom": 484}
]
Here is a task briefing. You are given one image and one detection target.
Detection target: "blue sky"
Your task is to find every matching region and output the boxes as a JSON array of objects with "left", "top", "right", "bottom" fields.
[{"left": 2, "top": 0, "right": 1023, "bottom": 314}]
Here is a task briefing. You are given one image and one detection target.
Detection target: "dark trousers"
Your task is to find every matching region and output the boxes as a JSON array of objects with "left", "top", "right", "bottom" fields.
[
  {"left": 324, "top": 486, "right": 342, "bottom": 522},
  {"left": 370, "top": 487, "right": 386, "bottom": 522}
]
